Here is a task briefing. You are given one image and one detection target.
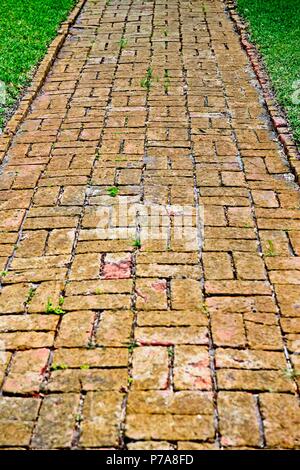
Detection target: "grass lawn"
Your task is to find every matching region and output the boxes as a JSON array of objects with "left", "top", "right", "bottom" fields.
[
  {"left": 237, "top": 0, "right": 300, "bottom": 145},
  {"left": 0, "top": 0, "right": 76, "bottom": 130}
]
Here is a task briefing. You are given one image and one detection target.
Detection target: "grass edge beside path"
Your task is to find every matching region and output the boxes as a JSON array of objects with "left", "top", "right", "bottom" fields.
[
  {"left": 0, "top": 0, "right": 76, "bottom": 131},
  {"left": 236, "top": 0, "right": 300, "bottom": 146}
]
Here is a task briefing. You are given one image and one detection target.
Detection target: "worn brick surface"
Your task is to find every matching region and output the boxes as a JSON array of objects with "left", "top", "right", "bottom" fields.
[{"left": 0, "top": 0, "right": 299, "bottom": 450}]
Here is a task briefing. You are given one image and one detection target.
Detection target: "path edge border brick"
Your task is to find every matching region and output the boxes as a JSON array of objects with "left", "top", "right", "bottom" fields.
[
  {"left": 224, "top": 0, "right": 300, "bottom": 179},
  {"left": 0, "top": 0, "right": 87, "bottom": 164}
]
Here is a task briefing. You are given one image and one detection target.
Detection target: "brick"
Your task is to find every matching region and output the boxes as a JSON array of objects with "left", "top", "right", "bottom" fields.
[
  {"left": 53, "top": 347, "right": 128, "bottom": 368},
  {"left": 227, "top": 207, "right": 254, "bottom": 227},
  {"left": 215, "top": 348, "right": 286, "bottom": 370},
  {"left": 96, "top": 310, "right": 133, "bottom": 346},
  {"left": 275, "top": 285, "right": 300, "bottom": 317},
  {"left": 131, "top": 347, "right": 169, "bottom": 390},
  {"left": 0, "top": 283, "right": 29, "bottom": 313},
  {"left": 171, "top": 279, "right": 203, "bottom": 309},
  {"left": 0, "top": 209, "right": 25, "bottom": 231},
  {"left": 252, "top": 190, "right": 278, "bottom": 208},
  {"left": 28, "top": 281, "right": 63, "bottom": 313},
  {"left": 206, "top": 280, "right": 272, "bottom": 296},
  {"left": 177, "top": 441, "right": 218, "bottom": 450},
  {"left": 218, "top": 392, "right": 260, "bottom": 447},
  {"left": 127, "top": 390, "right": 214, "bottom": 415},
  {"left": 55, "top": 311, "right": 94, "bottom": 348},
  {"left": 211, "top": 313, "right": 245, "bottom": 347},
  {"left": 260, "top": 393, "right": 300, "bottom": 448},
  {"left": 137, "top": 309, "right": 208, "bottom": 326},
  {"left": 128, "top": 441, "right": 174, "bottom": 450},
  {"left": 233, "top": 253, "right": 266, "bottom": 280},
  {"left": 47, "top": 229, "right": 76, "bottom": 254},
  {"left": 0, "top": 331, "right": 54, "bottom": 350},
  {"left": 126, "top": 414, "right": 214, "bottom": 442},
  {"left": 64, "top": 293, "right": 131, "bottom": 311},
  {"left": 0, "top": 350, "right": 11, "bottom": 384},
  {"left": 174, "top": 346, "right": 211, "bottom": 390},
  {"left": 69, "top": 253, "right": 101, "bottom": 280},
  {"left": 217, "top": 369, "right": 294, "bottom": 392},
  {"left": 0, "top": 396, "right": 40, "bottom": 420},
  {"left": 203, "top": 252, "right": 233, "bottom": 280},
  {"left": 47, "top": 369, "right": 127, "bottom": 392},
  {"left": 135, "top": 326, "right": 208, "bottom": 346},
  {"left": 80, "top": 392, "right": 124, "bottom": 447},
  {"left": 16, "top": 230, "right": 48, "bottom": 257},
  {"left": 0, "top": 421, "right": 34, "bottom": 447},
  {"left": 206, "top": 296, "right": 276, "bottom": 315},
  {"left": 4, "top": 348, "right": 49, "bottom": 393},
  {"left": 31, "top": 394, "right": 80, "bottom": 449},
  {"left": 246, "top": 322, "right": 283, "bottom": 350},
  {"left": 65, "top": 279, "right": 132, "bottom": 296},
  {"left": 135, "top": 278, "right": 168, "bottom": 310},
  {"left": 0, "top": 314, "right": 58, "bottom": 332}
]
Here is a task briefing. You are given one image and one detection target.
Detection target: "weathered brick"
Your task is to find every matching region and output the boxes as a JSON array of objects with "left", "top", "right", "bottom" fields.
[
  {"left": 127, "top": 390, "right": 214, "bottom": 415},
  {"left": 218, "top": 392, "right": 260, "bottom": 447},
  {"left": 260, "top": 393, "right": 300, "bottom": 448},
  {"left": 80, "top": 392, "right": 124, "bottom": 448},
  {"left": 215, "top": 348, "right": 286, "bottom": 370},
  {"left": 55, "top": 311, "right": 94, "bottom": 348},
  {"left": 47, "top": 369, "right": 127, "bottom": 392},
  {"left": 53, "top": 347, "right": 128, "bottom": 368},
  {"left": 96, "top": 310, "right": 133, "bottom": 346},
  {"left": 203, "top": 252, "right": 233, "bottom": 280},
  {"left": 4, "top": 348, "right": 49, "bottom": 393},
  {"left": 211, "top": 313, "right": 246, "bottom": 347},
  {"left": 31, "top": 394, "right": 80, "bottom": 449},
  {"left": 174, "top": 346, "right": 211, "bottom": 390},
  {"left": 217, "top": 369, "right": 294, "bottom": 392},
  {"left": 126, "top": 414, "right": 214, "bottom": 441},
  {"left": 171, "top": 279, "right": 203, "bottom": 309},
  {"left": 131, "top": 347, "right": 169, "bottom": 390}
]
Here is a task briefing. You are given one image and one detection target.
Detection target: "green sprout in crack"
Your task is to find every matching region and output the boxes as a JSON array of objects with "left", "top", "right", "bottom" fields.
[
  {"left": 167, "top": 346, "right": 174, "bottom": 359},
  {"left": 283, "top": 367, "right": 300, "bottom": 380},
  {"left": 26, "top": 287, "right": 36, "bottom": 304},
  {"left": 128, "top": 377, "right": 133, "bottom": 385},
  {"left": 141, "top": 67, "right": 155, "bottom": 91},
  {"left": 164, "top": 29, "right": 168, "bottom": 37},
  {"left": 45, "top": 298, "right": 65, "bottom": 315},
  {"left": 115, "top": 155, "right": 126, "bottom": 162},
  {"left": 119, "top": 36, "right": 128, "bottom": 49},
  {"left": 132, "top": 239, "right": 141, "bottom": 249},
  {"left": 107, "top": 186, "right": 119, "bottom": 197},
  {"left": 80, "top": 364, "right": 90, "bottom": 370},
  {"left": 265, "top": 239, "right": 276, "bottom": 257},
  {"left": 0, "top": 270, "right": 8, "bottom": 278},
  {"left": 200, "top": 302, "right": 209, "bottom": 315},
  {"left": 128, "top": 340, "right": 139, "bottom": 353},
  {"left": 95, "top": 288, "right": 102, "bottom": 295},
  {"left": 51, "top": 363, "right": 68, "bottom": 371}
]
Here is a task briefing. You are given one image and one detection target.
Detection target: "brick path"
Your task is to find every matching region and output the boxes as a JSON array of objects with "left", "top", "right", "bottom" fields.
[{"left": 0, "top": 0, "right": 299, "bottom": 450}]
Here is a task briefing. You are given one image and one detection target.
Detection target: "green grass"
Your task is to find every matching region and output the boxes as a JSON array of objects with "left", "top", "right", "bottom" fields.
[
  {"left": 237, "top": 0, "right": 300, "bottom": 145},
  {"left": 0, "top": 0, "right": 76, "bottom": 130}
]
